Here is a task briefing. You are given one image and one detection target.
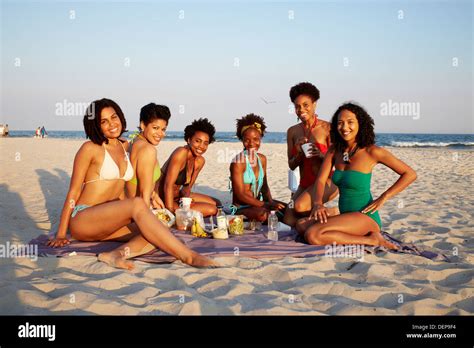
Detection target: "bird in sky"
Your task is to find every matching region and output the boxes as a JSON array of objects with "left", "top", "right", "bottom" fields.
[{"left": 260, "top": 97, "right": 276, "bottom": 104}]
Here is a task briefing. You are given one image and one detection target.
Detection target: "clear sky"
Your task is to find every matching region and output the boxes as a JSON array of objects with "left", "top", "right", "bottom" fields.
[{"left": 1, "top": 0, "right": 472, "bottom": 133}]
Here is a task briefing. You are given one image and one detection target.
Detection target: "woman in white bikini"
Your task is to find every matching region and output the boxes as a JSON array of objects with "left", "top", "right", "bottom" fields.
[{"left": 47, "top": 98, "right": 217, "bottom": 270}]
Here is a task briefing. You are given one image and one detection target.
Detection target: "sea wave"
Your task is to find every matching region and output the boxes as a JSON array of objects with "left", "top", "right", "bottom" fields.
[{"left": 390, "top": 141, "right": 474, "bottom": 148}]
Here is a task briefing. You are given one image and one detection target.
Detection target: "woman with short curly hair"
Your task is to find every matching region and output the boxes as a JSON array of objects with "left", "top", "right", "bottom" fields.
[
  {"left": 296, "top": 102, "right": 417, "bottom": 249},
  {"left": 159, "top": 118, "right": 221, "bottom": 216},
  {"left": 230, "top": 113, "right": 286, "bottom": 222}
]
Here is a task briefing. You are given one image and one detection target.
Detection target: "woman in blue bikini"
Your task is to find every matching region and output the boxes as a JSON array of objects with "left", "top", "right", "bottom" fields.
[
  {"left": 230, "top": 114, "right": 286, "bottom": 222},
  {"left": 47, "top": 98, "right": 217, "bottom": 270},
  {"left": 296, "top": 102, "right": 416, "bottom": 249}
]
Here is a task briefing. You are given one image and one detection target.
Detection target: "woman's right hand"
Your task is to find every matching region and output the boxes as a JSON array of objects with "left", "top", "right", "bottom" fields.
[
  {"left": 309, "top": 203, "right": 329, "bottom": 223},
  {"left": 295, "top": 137, "right": 308, "bottom": 153},
  {"left": 151, "top": 191, "right": 165, "bottom": 209},
  {"left": 264, "top": 201, "right": 285, "bottom": 211},
  {"left": 47, "top": 235, "right": 70, "bottom": 248}
]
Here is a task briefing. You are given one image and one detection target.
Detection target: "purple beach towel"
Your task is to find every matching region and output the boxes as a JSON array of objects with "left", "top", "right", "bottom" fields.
[{"left": 28, "top": 227, "right": 449, "bottom": 264}]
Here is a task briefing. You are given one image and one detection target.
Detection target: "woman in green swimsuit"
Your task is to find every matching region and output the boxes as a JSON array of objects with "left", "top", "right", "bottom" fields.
[
  {"left": 230, "top": 114, "right": 286, "bottom": 222},
  {"left": 158, "top": 118, "right": 221, "bottom": 216},
  {"left": 126, "top": 103, "right": 168, "bottom": 208},
  {"left": 297, "top": 103, "right": 417, "bottom": 249}
]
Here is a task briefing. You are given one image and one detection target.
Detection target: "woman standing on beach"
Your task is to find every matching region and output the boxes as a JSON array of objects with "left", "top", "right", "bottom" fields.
[
  {"left": 229, "top": 114, "right": 286, "bottom": 222},
  {"left": 47, "top": 98, "right": 217, "bottom": 270},
  {"left": 158, "top": 118, "right": 221, "bottom": 217},
  {"left": 297, "top": 102, "right": 416, "bottom": 249}
]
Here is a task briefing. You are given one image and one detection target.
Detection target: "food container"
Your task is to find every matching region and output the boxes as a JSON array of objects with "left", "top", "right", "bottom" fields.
[
  {"left": 175, "top": 207, "right": 193, "bottom": 230},
  {"left": 227, "top": 215, "right": 244, "bottom": 235},
  {"left": 151, "top": 208, "right": 176, "bottom": 228},
  {"left": 211, "top": 228, "right": 229, "bottom": 240}
]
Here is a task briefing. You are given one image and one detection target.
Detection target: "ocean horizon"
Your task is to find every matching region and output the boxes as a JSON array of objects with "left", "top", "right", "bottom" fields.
[{"left": 3, "top": 130, "right": 474, "bottom": 149}]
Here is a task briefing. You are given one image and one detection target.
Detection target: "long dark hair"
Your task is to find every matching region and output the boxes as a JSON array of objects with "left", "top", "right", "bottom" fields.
[
  {"left": 330, "top": 102, "right": 375, "bottom": 154},
  {"left": 83, "top": 98, "right": 127, "bottom": 145}
]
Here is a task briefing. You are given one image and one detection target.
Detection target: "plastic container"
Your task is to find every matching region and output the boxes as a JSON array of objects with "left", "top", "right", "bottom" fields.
[
  {"left": 211, "top": 228, "right": 229, "bottom": 240},
  {"left": 151, "top": 208, "right": 176, "bottom": 228},
  {"left": 227, "top": 215, "right": 244, "bottom": 235}
]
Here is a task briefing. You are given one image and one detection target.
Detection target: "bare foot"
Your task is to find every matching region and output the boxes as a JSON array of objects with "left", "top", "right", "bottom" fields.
[
  {"left": 186, "top": 252, "right": 220, "bottom": 268},
  {"left": 98, "top": 250, "right": 135, "bottom": 270},
  {"left": 370, "top": 231, "right": 400, "bottom": 250}
]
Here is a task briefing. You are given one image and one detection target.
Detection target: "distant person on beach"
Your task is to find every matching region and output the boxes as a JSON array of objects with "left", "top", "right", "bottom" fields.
[
  {"left": 126, "top": 102, "right": 169, "bottom": 208},
  {"left": 283, "top": 82, "right": 338, "bottom": 227},
  {"left": 35, "top": 127, "right": 41, "bottom": 138},
  {"left": 4, "top": 124, "right": 8, "bottom": 136},
  {"left": 158, "top": 118, "right": 221, "bottom": 216},
  {"left": 40, "top": 126, "right": 47, "bottom": 138},
  {"left": 229, "top": 113, "right": 286, "bottom": 222},
  {"left": 296, "top": 102, "right": 417, "bottom": 249},
  {"left": 47, "top": 98, "right": 217, "bottom": 270}
]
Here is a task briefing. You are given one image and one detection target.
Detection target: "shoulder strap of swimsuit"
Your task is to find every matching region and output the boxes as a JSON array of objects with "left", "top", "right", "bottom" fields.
[{"left": 244, "top": 150, "right": 263, "bottom": 198}]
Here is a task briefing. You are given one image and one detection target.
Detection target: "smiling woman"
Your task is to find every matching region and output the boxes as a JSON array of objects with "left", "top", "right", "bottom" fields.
[
  {"left": 126, "top": 102, "right": 170, "bottom": 207},
  {"left": 229, "top": 113, "right": 286, "bottom": 222},
  {"left": 158, "top": 117, "right": 222, "bottom": 216},
  {"left": 47, "top": 98, "right": 217, "bottom": 270},
  {"left": 296, "top": 102, "right": 417, "bottom": 249}
]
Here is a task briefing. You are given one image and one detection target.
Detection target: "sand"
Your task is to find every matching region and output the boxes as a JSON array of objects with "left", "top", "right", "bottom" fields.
[{"left": 0, "top": 137, "right": 472, "bottom": 315}]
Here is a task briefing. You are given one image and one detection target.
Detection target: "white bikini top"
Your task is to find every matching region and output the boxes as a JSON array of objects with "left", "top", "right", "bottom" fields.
[{"left": 84, "top": 141, "right": 134, "bottom": 184}]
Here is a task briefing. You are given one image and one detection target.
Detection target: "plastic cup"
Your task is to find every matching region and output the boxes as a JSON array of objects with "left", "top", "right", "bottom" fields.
[
  {"left": 301, "top": 143, "right": 314, "bottom": 158},
  {"left": 180, "top": 197, "right": 193, "bottom": 208}
]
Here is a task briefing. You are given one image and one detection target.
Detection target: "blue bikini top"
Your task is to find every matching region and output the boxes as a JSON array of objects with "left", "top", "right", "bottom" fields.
[{"left": 242, "top": 150, "right": 264, "bottom": 198}]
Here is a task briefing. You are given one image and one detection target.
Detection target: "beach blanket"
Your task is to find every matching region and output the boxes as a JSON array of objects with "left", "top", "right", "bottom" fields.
[{"left": 28, "top": 227, "right": 449, "bottom": 264}]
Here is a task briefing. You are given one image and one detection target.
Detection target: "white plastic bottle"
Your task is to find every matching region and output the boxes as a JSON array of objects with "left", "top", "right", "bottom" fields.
[
  {"left": 267, "top": 210, "right": 279, "bottom": 241},
  {"left": 216, "top": 208, "right": 227, "bottom": 231}
]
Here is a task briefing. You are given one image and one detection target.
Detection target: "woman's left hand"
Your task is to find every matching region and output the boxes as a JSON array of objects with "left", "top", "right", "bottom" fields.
[
  {"left": 151, "top": 191, "right": 165, "bottom": 209},
  {"left": 361, "top": 195, "right": 387, "bottom": 214}
]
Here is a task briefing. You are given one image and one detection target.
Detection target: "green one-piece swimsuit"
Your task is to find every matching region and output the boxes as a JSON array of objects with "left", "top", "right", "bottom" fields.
[{"left": 331, "top": 169, "right": 382, "bottom": 229}]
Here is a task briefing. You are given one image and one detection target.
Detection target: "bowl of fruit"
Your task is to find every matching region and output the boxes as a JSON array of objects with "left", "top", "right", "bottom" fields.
[{"left": 151, "top": 208, "right": 175, "bottom": 228}]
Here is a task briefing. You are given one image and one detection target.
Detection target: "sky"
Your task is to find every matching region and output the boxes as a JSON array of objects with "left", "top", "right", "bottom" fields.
[{"left": 1, "top": 0, "right": 473, "bottom": 133}]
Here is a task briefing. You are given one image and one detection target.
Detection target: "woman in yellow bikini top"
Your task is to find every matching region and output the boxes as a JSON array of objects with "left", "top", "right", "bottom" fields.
[{"left": 126, "top": 103, "right": 171, "bottom": 209}]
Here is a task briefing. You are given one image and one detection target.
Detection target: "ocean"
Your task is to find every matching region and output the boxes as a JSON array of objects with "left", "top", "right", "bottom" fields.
[{"left": 5, "top": 130, "right": 474, "bottom": 149}]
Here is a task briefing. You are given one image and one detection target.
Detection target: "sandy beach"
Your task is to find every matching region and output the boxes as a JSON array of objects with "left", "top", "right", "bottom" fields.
[{"left": 0, "top": 137, "right": 472, "bottom": 315}]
